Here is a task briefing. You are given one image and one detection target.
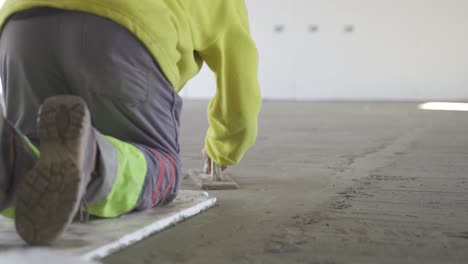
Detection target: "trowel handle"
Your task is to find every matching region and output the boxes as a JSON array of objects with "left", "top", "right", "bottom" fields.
[
  {"left": 203, "top": 158, "right": 210, "bottom": 174},
  {"left": 210, "top": 159, "right": 224, "bottom": 181}
]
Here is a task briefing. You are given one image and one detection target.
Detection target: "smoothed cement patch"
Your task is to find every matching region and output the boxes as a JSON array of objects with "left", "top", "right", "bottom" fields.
[{"left": 0, "top": 191, "right": 216, "bottom": 262}]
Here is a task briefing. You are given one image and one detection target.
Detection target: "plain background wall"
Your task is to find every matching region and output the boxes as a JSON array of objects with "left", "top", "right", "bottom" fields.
[
  {"left": 0, "top": 0, "right": 466, "bottom": 101},
  {"left": 183, "top": 0, "right": 468, "bottom": 101}
]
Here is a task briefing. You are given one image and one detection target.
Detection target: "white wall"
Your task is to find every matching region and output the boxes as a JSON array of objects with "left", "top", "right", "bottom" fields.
[{"left": 183, "top": 0, "right": 468, "bottom": 101}]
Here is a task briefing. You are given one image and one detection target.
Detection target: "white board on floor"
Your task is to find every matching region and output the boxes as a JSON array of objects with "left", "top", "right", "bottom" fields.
[{"left": 0, "top": 191, "right": 217, "bottom": 262}]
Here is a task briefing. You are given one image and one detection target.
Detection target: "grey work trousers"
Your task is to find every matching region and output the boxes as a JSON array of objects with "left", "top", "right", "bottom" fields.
[{"left": 0, "top": 8, "right": 183, "bottom": 212}]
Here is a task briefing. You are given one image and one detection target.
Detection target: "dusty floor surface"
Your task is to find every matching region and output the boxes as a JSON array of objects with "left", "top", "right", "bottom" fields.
[{"left": 104, "top": 101, "right": 468, "bottom": 264}]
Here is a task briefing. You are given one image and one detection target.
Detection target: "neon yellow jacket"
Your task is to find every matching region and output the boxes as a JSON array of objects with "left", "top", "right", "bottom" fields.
[{"left": 0, "top": 0, "right": 261, "bottom": 166}]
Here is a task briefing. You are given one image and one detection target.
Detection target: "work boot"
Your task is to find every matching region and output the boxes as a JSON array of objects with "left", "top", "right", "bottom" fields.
[
  {"left": 0, "top": 107, "right": 37, "bottom": 212},
  {"left": 15, "top": 95, "right": 97, "bottom": 245}
]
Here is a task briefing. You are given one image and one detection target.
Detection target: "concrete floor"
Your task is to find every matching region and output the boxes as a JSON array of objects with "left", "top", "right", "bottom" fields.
[{"left": 104, "top": 101, "right": 468, "bottom": 264}]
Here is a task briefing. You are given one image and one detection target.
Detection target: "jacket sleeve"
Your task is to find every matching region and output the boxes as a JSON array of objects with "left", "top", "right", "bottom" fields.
[{"left": 198, "top": 3, "right": 261, "bottom": 166}]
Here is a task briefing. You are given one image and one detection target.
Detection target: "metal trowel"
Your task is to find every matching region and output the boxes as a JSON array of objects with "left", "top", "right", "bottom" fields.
[{"left": 188, "top": 159, "right": 239, "bottom": 190}]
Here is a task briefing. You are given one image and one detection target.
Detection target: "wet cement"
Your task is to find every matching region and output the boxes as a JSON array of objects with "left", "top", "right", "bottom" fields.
[{"left": 103, "top": 101, "right": 468, "bottom": 264}]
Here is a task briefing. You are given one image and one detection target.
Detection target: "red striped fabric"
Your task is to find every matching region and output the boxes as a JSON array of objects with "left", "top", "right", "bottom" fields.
[
  {"left": 149, "top": 149, "right": 166, "bottom": 207},
  {"left": 158, "top": 153, "right": 176, "bottom": 204}
]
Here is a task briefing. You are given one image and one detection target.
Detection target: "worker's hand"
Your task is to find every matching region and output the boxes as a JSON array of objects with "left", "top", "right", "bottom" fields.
[{"left": 202, "top": 148, "right": 227, "bottom": 174}]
